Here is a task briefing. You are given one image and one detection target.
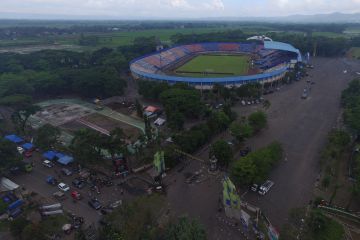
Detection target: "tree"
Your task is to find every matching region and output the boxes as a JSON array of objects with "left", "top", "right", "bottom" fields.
[
  {"left": 248, "top": 111, "right": 267, "bottom": 133},
  {"left": 22, "top": 223, "right": 46, "bottom": 240},
  {"left": 70, "top": 129, "right": 104, "bottom": 165},
  {"left": 10, "top": 217, "right": 29, "bottom": 239},
  {"left": 0, "top": 139, "right": 21, "bottom": 174},
  {"left": 11, "top": 104, "right": 41, "bottom": 133},
  {"left": 207, "top": 111, "right": 231, "bottom": 133},
  {"left": 135, "top": 98, "right": 143, "bottom": 117},
  {"left": 231, "top": 142, "right": 283, "bottom": 185},
  {"left": 209, "top": 140, "right": 233, "bottom": 167},
  {"left": 104, "top": 127, "right": 128, "bottom": 158},
  {"left": 34, "top": 124, "right": 61, "bottom": 150},
  {"left": 231, "top": 157, "right": 257, "bottom": 186},
  {"left": 230, "top": 122, "right": 253, "bottom": 142},
  {"left": 165, "top": 216, "right": 207, "bottom": 240}
]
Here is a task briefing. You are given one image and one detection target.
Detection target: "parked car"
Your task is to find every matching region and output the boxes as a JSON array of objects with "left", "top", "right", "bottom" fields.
[
  {"left": 17, "top": 147, "right": 24, "bottom": 154},
  {"left": 258, "top": 180, "right": 274, "bottom": 195},
  {"left": 100, "top": 207, "right": 113, "bottom": 215},
  {"left": 72, "top": 178, "right": 86, "bottom": 189},
  {"left": 240, "top": 147, "right": 251, "bottom": 157},
  {"left": 58, "top": 182, "right": 70, "bottom": 192},
  {"left": 71, "top": 191, "right": 82, "bottom": 200},
  {"left": 43, "top": 160, "right": 54, "bottom": 168},
  {"left": 53, "top": 191, "right": 67, "bottom": 201},
  {"left": 46, "top": 176, "right": 58, "bottom": 186},
  {"left": 61, "top": 168, "right": 73, "bottom": 176},
  {"left": 88, "top": 199, "right": 102, "bottom": 210},
  {"left": 24, "top": 151, "right": 32, "bottom": 158}
]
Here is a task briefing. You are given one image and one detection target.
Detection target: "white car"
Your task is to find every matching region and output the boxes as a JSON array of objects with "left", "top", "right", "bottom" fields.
[
  {"left": 42, "top": 160, "right": 53, "bottom": 168},
  {"left": 17, "top": 146, "right": 24, "bottom": 154},
  {"left": 58, "top": 183, "right": 70, "bottom": 192},
  {"left": 258, "top": 180, "right": 274, "bottom": 195}
]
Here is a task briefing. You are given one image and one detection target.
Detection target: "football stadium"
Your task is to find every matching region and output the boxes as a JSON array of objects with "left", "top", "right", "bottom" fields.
[{"left": 130, "top": 39, "right": 302, "bottom": 89}]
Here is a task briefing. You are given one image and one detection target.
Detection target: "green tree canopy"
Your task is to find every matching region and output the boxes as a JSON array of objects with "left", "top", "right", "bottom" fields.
[{"left": 209, "top": 140, "right": 233, "bottom": 167}]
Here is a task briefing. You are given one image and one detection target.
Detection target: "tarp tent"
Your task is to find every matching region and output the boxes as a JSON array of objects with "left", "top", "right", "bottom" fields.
[
  {"left": 57, "top": 155, "right": 74, "bottom": 165},
  {"left": 0, "top": 178, "right": 19, "bottom": 192},
  {"left": 4, "top": 135, "right": 24, "bottom": 144},
  {"left": 22, "top": 143, "right": 34, "bottom": 151},
  {"left": 43, "top": 151, "right": 57, "bottom": 160}
]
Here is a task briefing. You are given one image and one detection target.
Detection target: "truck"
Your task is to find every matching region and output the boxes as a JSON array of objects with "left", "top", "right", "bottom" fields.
[{"left": 258, "top": 180, "right": 274, "bottom": 195}]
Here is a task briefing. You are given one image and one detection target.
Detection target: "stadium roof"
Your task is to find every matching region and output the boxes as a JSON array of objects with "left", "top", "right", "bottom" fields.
[{"left": 264, "top": 41, "right": 302, "bottom": 62}]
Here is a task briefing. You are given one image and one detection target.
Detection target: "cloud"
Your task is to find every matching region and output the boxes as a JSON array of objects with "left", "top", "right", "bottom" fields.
[{"left": 0, "top": 0, "right": 359, "bottom": 19}]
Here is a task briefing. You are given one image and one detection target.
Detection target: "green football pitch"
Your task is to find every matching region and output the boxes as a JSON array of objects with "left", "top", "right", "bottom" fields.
[{"left": 175, "top": 54, "right": 250, "bottom": 77}]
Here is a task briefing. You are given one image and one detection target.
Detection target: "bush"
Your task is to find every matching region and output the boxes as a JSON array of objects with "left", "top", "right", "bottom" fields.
[{"left": 231, "top": 141, "right": 283, "bottom": 185}]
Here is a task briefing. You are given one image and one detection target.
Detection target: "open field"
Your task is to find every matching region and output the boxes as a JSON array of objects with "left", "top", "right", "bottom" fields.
[
  {"left": 175, "top": 54, "right": 250, "bottom": 77},
  {"left": 349, "top": 47, "right": 360, "bottom": 59},
  {"left": 0, "top": 27, "right": 236, "bottom": 49}
]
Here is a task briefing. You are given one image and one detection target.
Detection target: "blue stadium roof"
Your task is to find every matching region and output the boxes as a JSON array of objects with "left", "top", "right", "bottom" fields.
[{"left": 264, "top": 41, "right": 302, "bottom": 62}]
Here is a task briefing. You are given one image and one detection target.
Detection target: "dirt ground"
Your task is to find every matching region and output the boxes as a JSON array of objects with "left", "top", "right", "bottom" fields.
[
  {"left": 165, "top": 57, "right": 360, "bottom": 239},
  {"left": 85, "top": 113, "right": 140, "bottom": 139}
]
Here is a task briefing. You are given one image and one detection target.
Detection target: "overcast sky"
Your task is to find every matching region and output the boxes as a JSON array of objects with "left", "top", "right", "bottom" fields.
[{"left": 1, "top": 0, "right": 360, "bottom": 19}]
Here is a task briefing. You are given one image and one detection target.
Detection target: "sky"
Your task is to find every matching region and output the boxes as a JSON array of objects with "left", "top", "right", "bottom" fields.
[{"left": 1, "top": 0, "right": 360, "bottom": 19}]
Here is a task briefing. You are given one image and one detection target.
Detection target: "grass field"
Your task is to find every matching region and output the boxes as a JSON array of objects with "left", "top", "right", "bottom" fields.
[
  {"left": 349, "top": 47, "right": 360, "bottom": 59},
  {"left": 175, "top": 54, "right": 250, "bottom": 77},
  {"left": 0, "top": 27, "right": 236, "bottom": 49}
]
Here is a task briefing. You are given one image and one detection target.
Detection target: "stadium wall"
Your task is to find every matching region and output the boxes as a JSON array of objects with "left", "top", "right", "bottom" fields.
[{"left": 130, "top": 41, "right": 300, "bottom": 89}]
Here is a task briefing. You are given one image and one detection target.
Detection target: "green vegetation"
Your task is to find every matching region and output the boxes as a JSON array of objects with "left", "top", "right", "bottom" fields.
[
  {"left": 349, "top": 47, "right": 360, "bottom": 59},
  {"left": 0, "top": 139, "right": 22, "bottom": 174},
  {"left": 34, "top": 124, "right": 61, "bottom": 150},
  {"left": 280, "top": 208, "right": 344, "bottom": 240},
  {"left": 209, "top": 140, "right": 233, "bottom": 167},
  {"left": 100, "top": 195, "right": 164, "bottom": 240},
  {"left": 231, "top": 142, "right": 283, "bottom": 185},
  {"left": 176, "top": 55, "right": 250, "bottom": 77},
  {"left": 70, "top": 127, "right": 127, "bottom": 165},
  {"left": 248, "top": 111, "right": 268, "bottom": 133},
  {"left": 174, "top": 110, "right": 232, "bottom": 153},
  {"left": 230, "top": 121, "right": 254, "bottom": 143},
  {"left": 160, "top": 87, "right": 205, "bottom": 130},
  {"left": 165, "top": 216, "right": 207, "bottom": 240}
]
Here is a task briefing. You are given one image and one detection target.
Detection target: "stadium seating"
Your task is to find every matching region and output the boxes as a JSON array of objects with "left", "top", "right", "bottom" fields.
[{"left": 131, "top": 41, "right": 298, "bottom": 74}]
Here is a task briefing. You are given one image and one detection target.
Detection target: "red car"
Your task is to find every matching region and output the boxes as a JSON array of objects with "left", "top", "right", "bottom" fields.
[
  {"left": 71, "top": 191, "right": 82, "bottom": 200},
  {"left": 24, "top": 151, "right": 33, "bottom": 158}
]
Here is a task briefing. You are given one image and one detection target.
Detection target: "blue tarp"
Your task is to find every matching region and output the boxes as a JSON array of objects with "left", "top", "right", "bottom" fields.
[
  {"left": 4, "top": 135, "right": 24, "bottom": 144},
  {"left": 22, "top": 143, "right": 34, "bottom": 150},
  {"left": 43, "top": 151, "right": 57, "bottom": 160},
  {"left": 55, "top": 152, "right": 65, "bottom": 159},
  {"left": 57, "top": 155, "right": 74, "bottom": 165},
  {"left": 7, "top": 199, "right": 23, "bottom": 211}
]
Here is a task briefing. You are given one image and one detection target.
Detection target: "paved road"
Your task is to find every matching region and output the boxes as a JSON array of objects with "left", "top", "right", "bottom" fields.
[
  {"left": 240, "top": 57, "right": 356, "bottom": 229},
  {"left": 166, "top": 57, "right": 359, "bottom": 239}
]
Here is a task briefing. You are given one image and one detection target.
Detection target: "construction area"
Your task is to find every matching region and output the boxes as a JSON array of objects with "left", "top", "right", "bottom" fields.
[{"left": 29, "top": 98, "right": 144, "bottom": 144}]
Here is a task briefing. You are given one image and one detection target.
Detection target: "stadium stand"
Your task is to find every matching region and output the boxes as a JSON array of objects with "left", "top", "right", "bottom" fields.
[{"left": 130, "top": 41, "right": 301, "bottom": 88}]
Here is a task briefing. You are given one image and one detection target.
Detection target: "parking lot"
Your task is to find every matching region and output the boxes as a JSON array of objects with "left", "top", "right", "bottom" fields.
[{"left": 12, "top": 152, "right": 127, "bottom": 226}]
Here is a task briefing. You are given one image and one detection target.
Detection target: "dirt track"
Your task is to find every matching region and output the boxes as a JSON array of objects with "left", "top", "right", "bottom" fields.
[{"left": 166, "top": 57, "right": 360, "bottom": 239}]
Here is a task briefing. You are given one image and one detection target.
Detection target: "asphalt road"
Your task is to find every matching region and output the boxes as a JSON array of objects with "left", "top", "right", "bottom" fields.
[
  {"left": 241, "top": 57, "right": 357, "bottom": 229},
  {"left": 166, "top": 57, "right": 359, "bottom": 239}
]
